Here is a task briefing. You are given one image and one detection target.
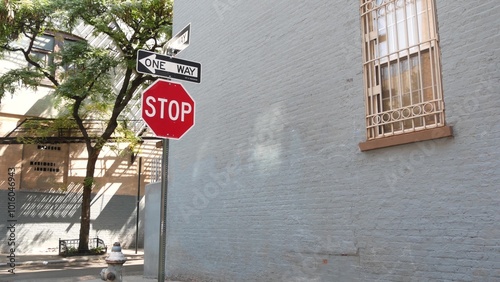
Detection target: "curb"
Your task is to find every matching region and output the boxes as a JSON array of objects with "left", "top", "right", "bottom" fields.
[{"left": 2, "top": 255, "right": 143, "bottom": 267}]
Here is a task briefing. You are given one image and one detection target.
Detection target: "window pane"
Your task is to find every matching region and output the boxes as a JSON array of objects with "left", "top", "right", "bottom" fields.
[
  {"left": 29, "top": 51, "right": 52, "bottom": 68},
  {"left": 380, "top": 50, "right": 438, "bottom": 132},
  {"left": 33, "top": 35, "right": 55, "bottom": 52}
]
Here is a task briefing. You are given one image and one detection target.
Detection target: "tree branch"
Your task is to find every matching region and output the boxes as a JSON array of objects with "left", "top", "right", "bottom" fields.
[
  {"left": 71, "top": 96, "right": 93, "bottom": 152},
  {"left": 100, "top": 70, "right": 146, "bottom": 141},
  {"left": 0, "top": 44, "right": 25, "bottom": 53},
  {"left": 15, "top": 30, "right": 62, "bottom": 87}
]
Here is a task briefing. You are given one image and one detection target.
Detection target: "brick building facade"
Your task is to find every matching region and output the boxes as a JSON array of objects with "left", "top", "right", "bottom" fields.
[{"left": 155, "top": 0, "right": 500, "bottom": 280}]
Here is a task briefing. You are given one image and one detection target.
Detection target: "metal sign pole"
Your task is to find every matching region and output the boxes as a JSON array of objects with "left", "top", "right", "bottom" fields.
[
  {"left": 135, "top": 157, "right": 142, "bottom": 254},
  {"left": 158, "top": 139, "right": 169, "bottom": 282}
]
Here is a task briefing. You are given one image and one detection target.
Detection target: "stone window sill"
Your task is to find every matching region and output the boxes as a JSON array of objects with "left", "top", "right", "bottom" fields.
[{"left": 359, "top": 126, "right": 453, "bottom": 152}]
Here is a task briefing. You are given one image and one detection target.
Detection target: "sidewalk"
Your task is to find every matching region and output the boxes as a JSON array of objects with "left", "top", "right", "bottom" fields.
[
  {"left": 0, "top": 249, "right": 165, "bottom": 281},
  {"left": 84, "top": 275, "right": 161, "bottom": 282},
  {"left": 1, "top": 248, "right": 144, "bottom": 267}
]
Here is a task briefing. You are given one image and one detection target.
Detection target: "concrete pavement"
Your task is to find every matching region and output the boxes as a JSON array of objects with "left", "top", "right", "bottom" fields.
[
  {"left": 0, "top": 249, "right": 178, "bottom": 281},
  {"left": 1, "top": 248, "right": 143, "bottom": 267}
]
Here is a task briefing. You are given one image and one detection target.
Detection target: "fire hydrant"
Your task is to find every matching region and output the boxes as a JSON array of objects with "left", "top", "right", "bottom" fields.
[{"left": 100, "top": 242, "right": 127, "bottom": 281}]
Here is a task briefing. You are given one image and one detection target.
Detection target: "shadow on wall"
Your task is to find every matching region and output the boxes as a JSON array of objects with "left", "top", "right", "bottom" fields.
[
  {"left": 92, "top": 191, "right": 144, "bottom": 249},
  {"left": 0, "top": 185, "right": 82, "bottom": 253},
  {"left": 0, "top": 181, "right": 144, "bottom": 253},
  {"left": 24, "top": 94, "right": 62, "bottom": 118},
  {"left": 18, "top": 183, "right": 83, "bottom": 221}
]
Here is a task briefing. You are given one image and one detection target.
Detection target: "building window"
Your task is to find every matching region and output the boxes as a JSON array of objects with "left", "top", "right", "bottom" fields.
[
  {"left": 29, "top": 31, "right": 85, "bottom": 84},
  {"left": 359, "top": 0, "right": 452, "bottom": 151},
  {"left": 31, "top": 34, "right": 55, "bottom": 69}
]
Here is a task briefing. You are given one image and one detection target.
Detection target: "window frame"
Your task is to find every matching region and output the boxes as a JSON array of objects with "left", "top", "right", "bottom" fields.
[
  {"left": 30, "top": 34, "right": 56, "bottom": 70},
  {"left": 358, "top": 0, "right": 452, "bottom": 151}
]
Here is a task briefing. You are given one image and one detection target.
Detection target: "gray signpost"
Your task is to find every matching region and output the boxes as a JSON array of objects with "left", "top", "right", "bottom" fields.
[
  {"left": 137, "top": 24, "right": 201, "bottom": 282},
  {"left": 158, "top": 139, "right": 169, "bottom": 282}
]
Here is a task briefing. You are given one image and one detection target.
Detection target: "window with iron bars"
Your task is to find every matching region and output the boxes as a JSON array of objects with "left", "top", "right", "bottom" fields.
[{"left": 359, "top": 0, "right": 451, "bottom": 150}]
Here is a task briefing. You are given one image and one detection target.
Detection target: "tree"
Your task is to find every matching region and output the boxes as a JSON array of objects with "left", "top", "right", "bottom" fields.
[{"left": 0, "top": 0, "right": 173, "bottom": 252}]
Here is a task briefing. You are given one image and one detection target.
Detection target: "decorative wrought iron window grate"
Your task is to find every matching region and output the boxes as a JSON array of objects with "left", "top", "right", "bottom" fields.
[{"left": 360, "top": 0, "right": 445, "bottom": 140}]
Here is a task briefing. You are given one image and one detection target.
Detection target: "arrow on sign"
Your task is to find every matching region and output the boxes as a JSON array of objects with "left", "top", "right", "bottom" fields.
[
  {"left": 139, "top": 54, "right": 198, "bottom": 77},
  {"left": 136, "top": 49, "right": 201, "bottom": 83}
]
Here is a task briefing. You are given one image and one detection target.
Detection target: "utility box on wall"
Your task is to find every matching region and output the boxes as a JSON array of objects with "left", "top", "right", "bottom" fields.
[{"left": 143, "top": 182, "right": 162, "bottom": 278}]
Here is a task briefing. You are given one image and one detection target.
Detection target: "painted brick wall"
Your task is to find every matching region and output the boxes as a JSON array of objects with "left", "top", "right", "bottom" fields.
[
  {"left": 0, "top": 190, "right": 145, "bottom": 254},
  {"left": 158, "top": 0, "right": 500, "bottom": 281}
]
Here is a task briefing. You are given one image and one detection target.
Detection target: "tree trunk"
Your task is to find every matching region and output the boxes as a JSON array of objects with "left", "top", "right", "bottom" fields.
[{"left": 78, "top": 147, "right": 100, "bottom": 253}]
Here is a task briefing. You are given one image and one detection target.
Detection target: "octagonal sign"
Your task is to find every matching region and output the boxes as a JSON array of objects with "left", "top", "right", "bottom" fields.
[{"left": 141, "top": 79, "right": 195, "bottom": 139}]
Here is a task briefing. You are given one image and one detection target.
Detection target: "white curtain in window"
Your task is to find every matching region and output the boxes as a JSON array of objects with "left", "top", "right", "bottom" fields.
[{"left": 375, "top": 0, "right": 433, "bottom": 59}]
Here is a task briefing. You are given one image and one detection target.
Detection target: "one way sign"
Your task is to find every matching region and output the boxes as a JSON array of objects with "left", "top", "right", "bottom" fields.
[{"left": 136, "top": 49, "right": 201, "bottom": 83}]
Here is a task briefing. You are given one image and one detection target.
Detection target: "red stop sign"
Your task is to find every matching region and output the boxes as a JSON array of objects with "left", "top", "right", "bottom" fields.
[{"left": 141, "top": 79, "right": 195, "bottom": 139}]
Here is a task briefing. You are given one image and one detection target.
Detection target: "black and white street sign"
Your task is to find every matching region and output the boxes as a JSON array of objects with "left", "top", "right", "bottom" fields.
[
  {"left": 136, "top": 49, "right": 201, "bottom": 83},
  {"left": 164, "top": 23, "right": 190, "bottom": 55}
]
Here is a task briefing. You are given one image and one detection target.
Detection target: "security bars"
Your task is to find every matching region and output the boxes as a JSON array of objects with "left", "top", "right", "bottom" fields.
[{"left": 360, "top": 0, "right": 445, "bottom": 140}]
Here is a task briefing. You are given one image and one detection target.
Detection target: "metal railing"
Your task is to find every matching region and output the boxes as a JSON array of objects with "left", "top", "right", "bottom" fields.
[{"left": 59, "top": 237, "right": 107, "bottom": 256}]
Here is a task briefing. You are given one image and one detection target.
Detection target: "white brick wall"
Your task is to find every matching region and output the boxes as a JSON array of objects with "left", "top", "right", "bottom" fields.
[{"left": 158, "top": 0, "right": 500, "bottom": 280}]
